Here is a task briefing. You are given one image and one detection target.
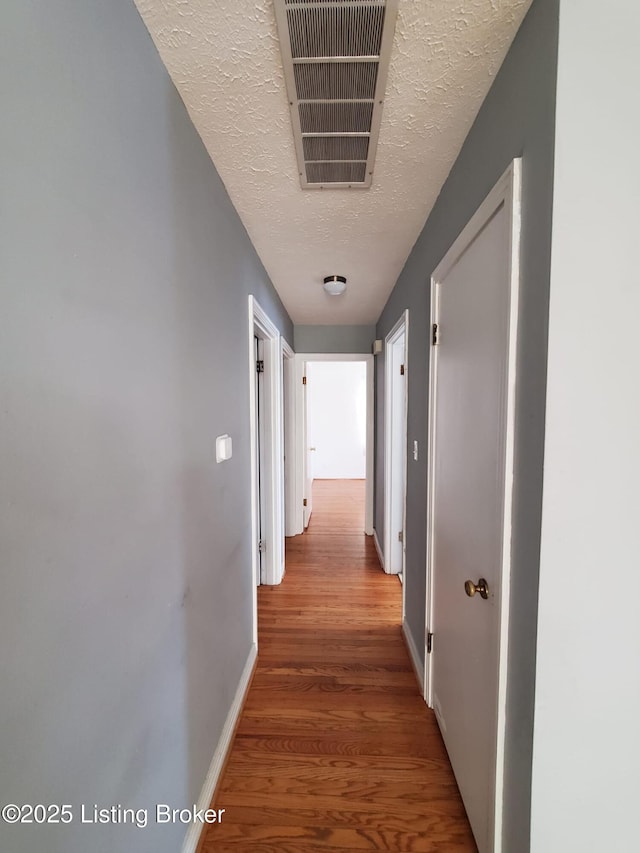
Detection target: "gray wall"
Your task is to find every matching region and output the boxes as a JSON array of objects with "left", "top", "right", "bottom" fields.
[
  {"left": 0, "top": 2, "right": 291, "bottom": 852},
  {"left": 375, "top": 0, "right": 558, "bottom": 848},
  {"left": 294, "top": 324, "right": 375, "bottom": 353}
]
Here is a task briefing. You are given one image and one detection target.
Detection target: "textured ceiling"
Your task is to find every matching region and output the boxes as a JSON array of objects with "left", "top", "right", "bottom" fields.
[{"left": 134, "top": 0, "right": 532, "bottom": 325}]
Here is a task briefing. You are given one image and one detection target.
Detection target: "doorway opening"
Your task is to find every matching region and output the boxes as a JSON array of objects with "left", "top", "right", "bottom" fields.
[
  {"left": 306, "top": 360, "right": 367, "bottom": 529},
  {"left": 248, "top": 296, "right": 288, "bottom": 624},
  {"left": 289, "top": 353, "right": 374, "bottom": 537}
]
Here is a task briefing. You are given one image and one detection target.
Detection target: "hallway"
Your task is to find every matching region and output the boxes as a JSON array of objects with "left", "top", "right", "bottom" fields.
[{"left": 202, "top": 480, "right": 476, "bottom": 851}]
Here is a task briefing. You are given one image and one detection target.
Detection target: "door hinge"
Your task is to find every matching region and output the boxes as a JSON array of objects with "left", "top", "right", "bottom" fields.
[
  {"left": 398, "top": 530, "right": 403, "bottom": 543},
  {"left": 427, "top": 632, "right": 433, "bottom": 654},
  {"left": 258, "top": 540, "right": 265, "bottom": 553},
  {"left": 432, "top": 323, "right": 439, "bottom": 346},
  {"left": 256, "top": 359, "right": 264, "bottom": 373},
  {"left": 303, "top": 498, "right": 307, "bottom": 507},
  {"left": 400, "top": 364, "right": 405, "bottom": 376},
  {"left": 302, "top": 375, "right": 307, "bottom": 385}
]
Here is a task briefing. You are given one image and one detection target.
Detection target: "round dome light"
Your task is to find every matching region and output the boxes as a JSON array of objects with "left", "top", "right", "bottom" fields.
[{"left": 323, "top": 275, "right": 347, "bottom": 296}]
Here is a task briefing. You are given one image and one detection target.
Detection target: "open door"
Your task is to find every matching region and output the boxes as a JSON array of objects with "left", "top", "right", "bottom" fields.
[
  {"left": 302, "top": 364, "right": 313, "bottom": 528},
  {"left": 384, "top": 313, "right": 408, "bottom": 577},
  {"left": 426, "top": 162, "right": 521, "bottom": 852}
]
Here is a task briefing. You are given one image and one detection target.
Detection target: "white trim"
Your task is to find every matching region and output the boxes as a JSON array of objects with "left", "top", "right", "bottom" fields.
[
  {"left": 291, "top": 353, "right": 374, "bottom": 536},
  {"left": 383, "top": 311, "right": 409, "bottom": 588},
  {"left": 424, "top": 281, "right": 439, "bottom": 707},
  {"left": 402, "top": 621, "right": 424, "bottom": 695},
  {"left": 180, "top": 643, "right": 257, "bottom": 853},
  {"left": 424, "top": 159, "right": 522, "bottom": 853},
  {"left": 495, "top": 160, "right": 522, "bottom": 853},
  {"left": 372, "top": 528, "right": 385, "bottom": 570},
  {"left": 365, "top": 355, "right": 374, "bottom": 536},
  {"left": 282, "top": 338, "right": 296, "bottom": 539},
  {"left": 248, "top": 296, "right": 285, "bottom": 595},
  {"left": 292, "top": 357, "right": 306, "bottom": 535},
  {"left": 282, "top": 338, "right": 294, "bottom": 359}
]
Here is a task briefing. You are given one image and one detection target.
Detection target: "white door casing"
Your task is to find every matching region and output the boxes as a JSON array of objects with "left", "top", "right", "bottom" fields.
[
  {"left": 248, "top": 296, "right": 286, "bottom": 603},
  {"left": 282, "top": 338, "right": 296, "bottom": 538},
  {"left": 292, "top": 353, "right": 374, "bottom": 536},
  {"left": 383, "top": 311, "right": 409, "bottom": 578},
  {"left": 255, "top": 336, "right": 266, "bottom": 586},
  {"left": 303, "top": 365, "right": 313, "bottom": 529},
  {"left": 425, "top": 161, "right": 521, "bottom": 853}
]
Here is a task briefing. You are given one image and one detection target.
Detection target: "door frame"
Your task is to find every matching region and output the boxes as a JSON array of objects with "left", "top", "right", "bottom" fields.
[
  {"left": 291, "top": 353, "right": 374, "bottom": 536},
  {"left": 423, "top": 160, "right": 522, "bottom": 851},
  {"left": 255, "top": 335, "right": 267, "bottom": 589},
  {"left": 248, "top": 297, "right": 285, "bottom": 613},
  {"left": 383, "top": 310, "right": 409, "bottom": 582},
  {"left": 282, "top": 337, "right": 296, "bottom": 538}
]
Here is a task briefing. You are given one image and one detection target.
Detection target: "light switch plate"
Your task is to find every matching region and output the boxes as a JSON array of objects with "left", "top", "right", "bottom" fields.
[{"left": 216, "top": 434, "right": 232, "bottom": 463}]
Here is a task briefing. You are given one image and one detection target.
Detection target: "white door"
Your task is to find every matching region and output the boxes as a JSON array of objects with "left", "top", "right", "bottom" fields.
[
  {"left": 302, "top": 366, "right": 313, "bottom": 528},
  {"left": 428, "top": 164, "right": 521, "bottom": 852}
]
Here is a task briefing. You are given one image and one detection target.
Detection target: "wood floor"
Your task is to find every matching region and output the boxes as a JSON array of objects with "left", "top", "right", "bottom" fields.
[{"left": 201, "top": 479, "right": 476, "bottom": 852}]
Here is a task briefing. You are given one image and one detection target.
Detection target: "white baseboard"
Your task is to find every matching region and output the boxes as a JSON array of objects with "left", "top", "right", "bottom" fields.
[
  {"left": 402, "top": 621, "right": 424, "bottom": 695},
  {"left": 372, "top": 528, "right": 384, "bottom": 569},
  {"left": 181, "top": 642, "right": 257, "bottom": 853}
]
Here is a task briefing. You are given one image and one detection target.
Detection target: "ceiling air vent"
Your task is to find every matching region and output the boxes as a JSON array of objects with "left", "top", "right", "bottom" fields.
[{"left": 274, "top": 0, "right": 399, "bottom": 190}]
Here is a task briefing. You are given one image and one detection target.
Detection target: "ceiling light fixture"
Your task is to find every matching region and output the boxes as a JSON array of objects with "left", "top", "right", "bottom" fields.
[{"left": 323, "top": 275, "right": 347, "bottom": 296}]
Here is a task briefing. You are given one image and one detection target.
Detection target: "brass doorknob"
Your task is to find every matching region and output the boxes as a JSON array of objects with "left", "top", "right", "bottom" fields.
[{"left": 464, "top": 578, "right": 490, "bottom": 600}]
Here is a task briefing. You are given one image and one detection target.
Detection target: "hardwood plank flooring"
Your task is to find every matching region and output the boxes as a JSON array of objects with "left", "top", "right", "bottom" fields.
[{"left": 201, "top": 479, "right": 476, "bottom": 852}]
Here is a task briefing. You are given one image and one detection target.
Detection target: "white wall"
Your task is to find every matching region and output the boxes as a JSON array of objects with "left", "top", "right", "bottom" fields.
[
  {"left": 531, "top": 2, "right": 640, "bottom": 850},
  {"left": 307, "top": 361, "right": 366, "bottom": 479}
]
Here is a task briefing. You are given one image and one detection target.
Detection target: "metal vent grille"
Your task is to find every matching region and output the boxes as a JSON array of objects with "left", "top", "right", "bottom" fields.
[
  {"left": 287, "top": 4, "right": 385, "bottom": 57},
  {"left": 298, "top": 101, "right": 373, "bottom": 134},
  {"left": 293, "top": 62, "right": 378, "bottom": 100},
  {"left": 302, "top": 136, "right": 369, "bottom": 161},
  {"left": 274, "top": 0, "right": 398, "bottom": 189},
  {"left": 306, "top": 162, "right": 368, "bottom": 183}
]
